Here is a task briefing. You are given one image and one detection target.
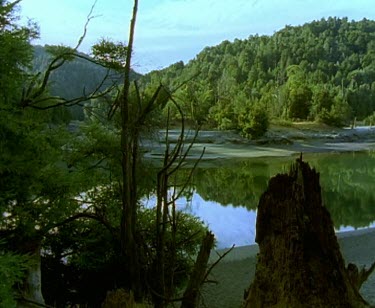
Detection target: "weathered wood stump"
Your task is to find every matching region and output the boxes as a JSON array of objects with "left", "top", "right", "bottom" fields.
[{"left": 244, "top": 158, "right": 369, "bottom": 308}]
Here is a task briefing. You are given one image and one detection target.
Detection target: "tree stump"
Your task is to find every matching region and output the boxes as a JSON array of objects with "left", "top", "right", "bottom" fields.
[{"left": 244, "top": 158, "right": 369, "bottom": 308}]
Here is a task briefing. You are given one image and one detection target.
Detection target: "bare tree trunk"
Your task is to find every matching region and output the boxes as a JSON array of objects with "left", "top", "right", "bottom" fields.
[
  {"left": 154, "top": 170, "right": 168, "bottom": 308},
  {"left": 154, "top": 120, "right": 176, "bottom": 307},
  {"left": 152, "top": 110, "right": 205, "bottom": 307},
  {"left": 120, "top": 0, "right": 142, "bottom": 299},
  {"left": 181, "top": 231, "right": 215, "bottom": 308},
  {"left": 17, "top": 243, "right": 45, "bottom": 308},
  {"left": 244, "top": 158, "right": 369, "bottom": 308}
]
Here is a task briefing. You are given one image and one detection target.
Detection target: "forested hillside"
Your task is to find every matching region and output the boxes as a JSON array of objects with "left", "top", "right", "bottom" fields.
[
  {"left": 142, "top": 17, "right": 375, "bottom": 137},
  {"left": 32, "top": 45, "right": 141, "bottom": 120}
]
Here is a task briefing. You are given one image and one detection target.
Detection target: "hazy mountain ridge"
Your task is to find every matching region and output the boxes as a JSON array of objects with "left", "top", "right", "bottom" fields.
[{"left": 32, "top": 45, "right": 142, "bottom": 120}]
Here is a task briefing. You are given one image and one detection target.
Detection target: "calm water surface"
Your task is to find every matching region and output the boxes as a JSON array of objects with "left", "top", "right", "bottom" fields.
[{"left": 146, "top": 151, "right": 375, "bottom": 249}]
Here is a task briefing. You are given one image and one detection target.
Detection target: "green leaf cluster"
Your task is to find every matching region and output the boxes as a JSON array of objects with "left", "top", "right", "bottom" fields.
[
  {"left": 91, "top": 38, "right": 128, "bottom": 70},
  {"left": 0, "top": 249, "right": 29, "bottom": 307}
]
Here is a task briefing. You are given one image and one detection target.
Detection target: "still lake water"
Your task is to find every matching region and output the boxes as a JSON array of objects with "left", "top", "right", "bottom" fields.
[{"left": 145, "top": 150, "right": 375, "bottom": 249}]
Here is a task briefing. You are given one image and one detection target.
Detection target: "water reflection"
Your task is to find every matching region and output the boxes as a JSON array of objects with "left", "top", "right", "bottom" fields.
[
  {"left": 179, "top": 151, "right": 375, "bottom": 248},
  {"left": 177, "top": 194, "right": 257, "bottom": 248}
]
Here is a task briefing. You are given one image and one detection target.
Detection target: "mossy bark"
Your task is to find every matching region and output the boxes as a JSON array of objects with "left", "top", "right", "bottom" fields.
[{"left": 244, "top": 158, "right": 368, "bottom": 308}]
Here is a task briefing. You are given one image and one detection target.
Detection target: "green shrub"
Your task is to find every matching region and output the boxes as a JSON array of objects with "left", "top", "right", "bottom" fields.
[
  {"left": 0, "top": 251, "right": 29, "bottom": 307},
  {"left": 364, "top": 112, "right": 375, "bottom": 126},
  {"left": 316, "top": 99, "right": 352, "bottom": 127},
  {"left": 239, "top": 106, "right": 269, "bottom": 139}
]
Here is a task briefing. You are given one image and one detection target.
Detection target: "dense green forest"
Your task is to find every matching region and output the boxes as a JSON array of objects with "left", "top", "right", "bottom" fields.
[
  {"left": 142, "top": 17, "right": 375, "bottom": 137},
  {"left": 31, "top": 18, "right": 375, "bottom": 136}
]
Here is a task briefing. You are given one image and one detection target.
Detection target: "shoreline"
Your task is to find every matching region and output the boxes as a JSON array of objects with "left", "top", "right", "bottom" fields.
[
  {"left": 204, "top": 227, "right": 375, "bottom": 307},
  {"left": 211, "top": 227, "right": 375, "bottom": 262},
  {"left": 145, "top": 126, "right": 375, "bottom": 160}
]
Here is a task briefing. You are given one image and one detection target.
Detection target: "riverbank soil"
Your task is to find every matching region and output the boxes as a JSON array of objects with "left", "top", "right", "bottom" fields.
[{"left": 144, "top": 122, "right": 375, "bottom": 160}]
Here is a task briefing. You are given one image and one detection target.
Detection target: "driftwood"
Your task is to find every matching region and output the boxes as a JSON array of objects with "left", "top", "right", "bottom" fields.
[
  {"left": 244, "top": 157, "right": 371, "bottom": 308},
  {"left": 181, "top": 231, "right": 215, "bottom": 308}
]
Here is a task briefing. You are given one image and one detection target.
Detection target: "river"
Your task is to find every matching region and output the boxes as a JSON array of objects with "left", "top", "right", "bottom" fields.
[{"left": 144, "top": 150, "right": 375, "bottom": 249}]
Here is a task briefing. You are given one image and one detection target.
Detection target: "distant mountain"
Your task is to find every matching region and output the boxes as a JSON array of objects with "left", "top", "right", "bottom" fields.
[{"left": 32, "top": 45, "right": 142, "bottom": 120}]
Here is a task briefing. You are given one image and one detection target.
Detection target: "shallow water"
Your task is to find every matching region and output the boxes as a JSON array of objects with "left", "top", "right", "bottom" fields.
[{"left": 145, "top": 150, "right": 375, "bottom": 249}]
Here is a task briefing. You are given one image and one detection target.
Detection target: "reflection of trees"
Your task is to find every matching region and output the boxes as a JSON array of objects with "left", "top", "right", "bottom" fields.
[
  {"left": 307, "top": 152, "right": 375, "bottom": 228},
  {"left": 188, "top": 152, "right": 375, "bottom": 228},
  {"left": 191, "top": 158, "right": 291, "bottom": 209}
]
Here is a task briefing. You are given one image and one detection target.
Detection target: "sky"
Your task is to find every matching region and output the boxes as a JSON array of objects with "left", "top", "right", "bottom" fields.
[{"left": 19, "top": 0, "right": 375, "bottom": 74}]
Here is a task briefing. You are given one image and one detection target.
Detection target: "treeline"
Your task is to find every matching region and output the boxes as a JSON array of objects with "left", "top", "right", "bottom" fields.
[{"left": 141, "top": 17, "right": 375, "bottom": 136}]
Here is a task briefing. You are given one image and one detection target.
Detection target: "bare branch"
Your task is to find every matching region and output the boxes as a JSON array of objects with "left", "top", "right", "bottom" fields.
[
  {"left": 134, "top": 80, "right": 142, "bottom": 114},
  {"left": 164, "top": 95, "right": 205, "bottom": 178},
  {"left": 45, "top": 212, "right": 116, "bottom": 238},
  {"left": 203, "top": 245, "right": 235, "bottom": 283},
  {"left": 156, "top": 97, "right": 186, "bottom": 177},
  {"left": 28, "top": 69, "right": 114, "bottom": 110},
  {"left": 137, "top": 84, "right": 163, "bottom": 125},
  {"left": 171, "top": 147, "right": 205, "bottom": 202},
  {"left": 20, "top": 0, "right": 108, "bottom": 109},
  {"left": 122, "top": 0, "right": 138, "bottom": 102},
  {"left": 74, "top": 0, "right": 100, "bottom": 51}
]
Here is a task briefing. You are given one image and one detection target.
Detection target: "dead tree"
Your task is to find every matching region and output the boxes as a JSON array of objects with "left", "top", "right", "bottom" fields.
[
  {"left": 181, "top": 231, "right": 215, "bottom": 308},
  {"left": 244, "top": 157, "right": 372, "bottom": 308},
  {"left": 151, "top": 100, "right": 206, "bottom": 307},
  {"left": 119, "top": 0, "right": 143, "bottom": 299}
]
